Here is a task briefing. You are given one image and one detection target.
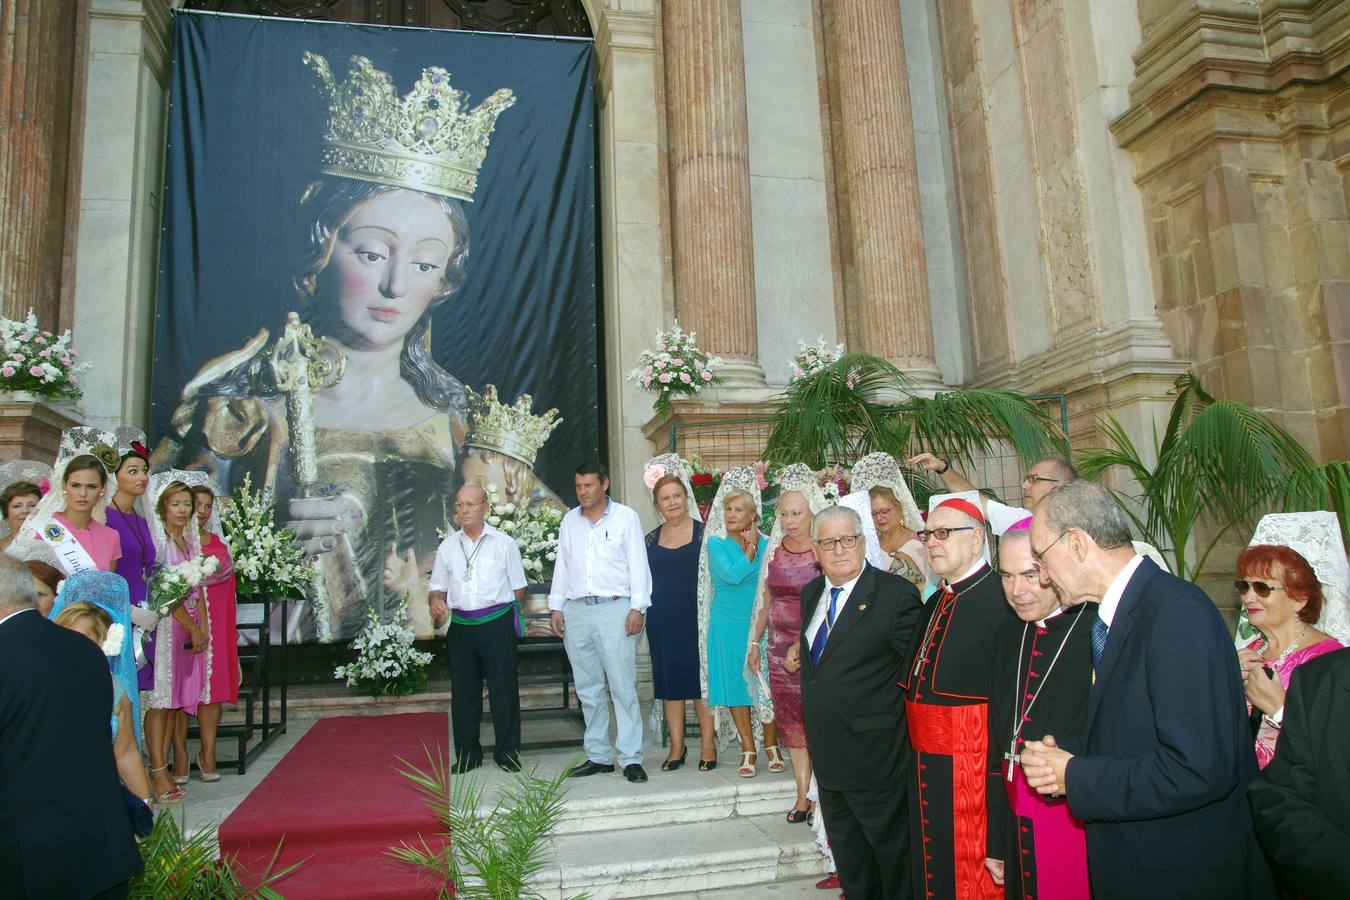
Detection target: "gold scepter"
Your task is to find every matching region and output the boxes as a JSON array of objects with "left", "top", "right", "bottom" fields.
[{"left": 269, "top": 312, "right": 348, "bottom": 642}]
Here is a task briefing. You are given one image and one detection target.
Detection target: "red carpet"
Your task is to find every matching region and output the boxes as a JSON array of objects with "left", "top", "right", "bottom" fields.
[{"left": 219, "top": 713, "right": 450, "bottom": 898}]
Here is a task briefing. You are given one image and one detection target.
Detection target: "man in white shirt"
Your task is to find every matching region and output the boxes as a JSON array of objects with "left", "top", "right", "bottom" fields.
[
  {"left": 429, "top": 483, "right": 528, "bottom": 773},
  {"left": 548, "top": 461, "right": 652, "bottom": 784}
]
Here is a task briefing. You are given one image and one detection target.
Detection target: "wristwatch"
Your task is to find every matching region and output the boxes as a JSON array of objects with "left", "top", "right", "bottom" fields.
[{"left": 935, "top": 458, "right": 950, "bottom": 475}]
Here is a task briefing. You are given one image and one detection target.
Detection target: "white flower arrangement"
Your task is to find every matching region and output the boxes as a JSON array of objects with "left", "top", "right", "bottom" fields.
[
  {"left": 333, "top": 596, "right": 433, "bottom": 696},
  {"left": 147, "top": 554, "right": 220, "bottom": 618},
  {"left": 219, "top": 473, "right": 317, "bottom": 604},
  {"left": 0, "top": 308, "right": 84, "bottom": 401},
  {"left": 788, "top": 335, "right": 846, "bottom": 385},
  {"left": 484, "top": 483, "right": 563, "bottom": 584},
  {"left": 627, "top": 320, "right": 721, "bottom": 416},
  {"left": 101, "top": 623, "right": 125, "bottom": 657}
]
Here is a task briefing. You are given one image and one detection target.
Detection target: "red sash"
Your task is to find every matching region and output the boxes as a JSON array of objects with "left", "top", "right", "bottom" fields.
[{"left": 907, "top": 700, "right": 1002, "bottom": 899}]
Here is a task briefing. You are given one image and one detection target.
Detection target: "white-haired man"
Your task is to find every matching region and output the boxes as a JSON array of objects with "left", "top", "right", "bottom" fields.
[{"left": 798, "top": 504, "right": 925, "bottom": 900}]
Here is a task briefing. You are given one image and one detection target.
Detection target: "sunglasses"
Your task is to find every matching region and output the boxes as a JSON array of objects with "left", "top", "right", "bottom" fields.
[
  {"left": 917, "top": 526, "right": 976, "bottom": 543},
  {"left": 1235, "top": 580, "right": 1285, "bottom": 599}
]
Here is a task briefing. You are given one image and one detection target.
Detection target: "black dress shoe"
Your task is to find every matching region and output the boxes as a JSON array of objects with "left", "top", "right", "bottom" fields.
[
  {"left": 495, "top": 754, "right": 522, "bottom": 773},
  {"left": 623, "top": 764, "right": 648, "bottom": 783},
  {"left": 450, "top": 758, "right": 482, "bottom": 774},
  {"left": 567, "top": 760, "right": 615, "bottom": 778}
]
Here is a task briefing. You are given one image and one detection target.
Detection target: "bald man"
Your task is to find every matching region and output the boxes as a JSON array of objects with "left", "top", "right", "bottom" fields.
[
  {"left": 429, "top": 483, "right": 528, "bottom": 773},
  {"left": 905, "top": 497, "right": 1016, "bottom": 900}
]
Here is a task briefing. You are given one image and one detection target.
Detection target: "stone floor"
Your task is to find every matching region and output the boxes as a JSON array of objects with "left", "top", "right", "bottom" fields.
[{"left": 169, "top": 705, "right": 831, "bottom": 898}]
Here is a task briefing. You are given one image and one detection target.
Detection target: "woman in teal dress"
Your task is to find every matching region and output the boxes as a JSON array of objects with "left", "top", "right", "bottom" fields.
[{"left": 699, "top": 468, "right": 780, "bottom": 778}]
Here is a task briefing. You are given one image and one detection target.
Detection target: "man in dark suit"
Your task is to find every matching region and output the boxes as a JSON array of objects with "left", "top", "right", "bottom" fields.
[
  {"left": 0, "top": 553, "right": 142, "bottom": 898},
  {"left": 798, "top": 504, "right": 925, "bottom": 900},
  {"left": 1019, "top": 480, "right": 1274, "bottom": 899},
  {"left": 1249, "top": 646, "right": 1350, "bottom": 899}
]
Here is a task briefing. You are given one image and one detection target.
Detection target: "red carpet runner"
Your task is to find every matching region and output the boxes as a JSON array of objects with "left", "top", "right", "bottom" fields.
[{"left": 219, "top": 713, "right": 450, "bottom": 898}]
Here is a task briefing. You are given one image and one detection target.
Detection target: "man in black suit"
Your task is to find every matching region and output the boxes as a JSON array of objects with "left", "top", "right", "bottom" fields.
[
  {"left": 798, "top": 505, "right": 925, "bottom": 900},
  {"left": 1019, "top": 480, "right": 1274, "bottom": 899},
  {"left": 0, "top": 553, "right": 142, "bottom": 898},
  {"left": 1249, "top": 646, "right": 1350, "bottom": 899}
]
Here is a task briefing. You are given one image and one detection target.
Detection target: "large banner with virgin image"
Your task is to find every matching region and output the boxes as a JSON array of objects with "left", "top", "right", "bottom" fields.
[{"left": 150, "top": 11, "right": 598, "bottom": 642}]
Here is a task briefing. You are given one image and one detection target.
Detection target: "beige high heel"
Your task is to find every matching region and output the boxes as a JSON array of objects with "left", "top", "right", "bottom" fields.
[
  {"left": 738, "top": 750, "right": 757, "bottom": 778},
  {"left": 765, "top": 744, "right": 786, "bottom": 774}
]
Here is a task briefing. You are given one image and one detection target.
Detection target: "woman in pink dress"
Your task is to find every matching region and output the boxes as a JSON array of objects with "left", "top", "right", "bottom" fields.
[
  {"left": 747, "top": 464, "right": 828, "bottom": 823},
  {"left": 190, "top": 482, "right": 238, "bottom": 779},
  {"left": 1235, "top": 539, "right": 1345, "bottom": 768},
  {"left": 50, "top": 456, "right": 122, "bottom": 572},
  {"left": 144, "top": 473, "right": 213, "bottom": 792}
]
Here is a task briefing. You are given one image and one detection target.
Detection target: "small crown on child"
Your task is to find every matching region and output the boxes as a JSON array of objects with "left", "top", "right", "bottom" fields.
[{"left": 464, "top": 385, "right": 561, "bottom": 467}]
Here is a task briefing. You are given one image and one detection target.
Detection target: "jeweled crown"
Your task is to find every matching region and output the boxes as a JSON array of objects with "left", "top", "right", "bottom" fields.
[
  {"left": 464, "top": 385, "right": 561, "bottom": 467},
  {"left": 303, "top": 52, "right": 516, "bottom": 202}
]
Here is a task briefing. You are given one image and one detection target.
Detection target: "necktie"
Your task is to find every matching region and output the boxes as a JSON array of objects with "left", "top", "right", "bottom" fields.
[
  {"left": 1090, "top": 616, "right": 1109, "bottom": 668},
  {"left": 810, "top": 586, "right": 843, "bottom": 668}
]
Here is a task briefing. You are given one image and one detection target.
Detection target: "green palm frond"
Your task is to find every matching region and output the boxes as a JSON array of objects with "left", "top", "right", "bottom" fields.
[
  {"left": 389, "top": 748, "right": 585, "bottom": 900},
  {"left": 763, "top": 354, "right": 915, "bottom": 466},
  {"left": 898, "top": 389, "right": 1065, "bottom": 468},
  {"left": 130, "top": 810, "right": 302, "bottom": 899},
  {"left": 1076, "top": 372, "right": 1324, "bottom": 580}
]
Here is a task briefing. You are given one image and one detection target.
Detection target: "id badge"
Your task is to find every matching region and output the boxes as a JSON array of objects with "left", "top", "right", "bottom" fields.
[{"left": 462, "top": 570, "right": 479, "bottom": 597}]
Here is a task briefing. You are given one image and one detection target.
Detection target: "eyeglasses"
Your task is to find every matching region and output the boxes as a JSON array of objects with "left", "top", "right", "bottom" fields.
[
  {"left": 454, "top": 502, "right": 486, "bottom": 510},
  {"left": 1023, "top": 474, "right": 1063, "bottom": 486},
  {"left": 815, "top": 534, "right": 862, "bottom": 551},
  {"left": 1235, "top": 580, "right": 1285, "bottom": 599},
  {"left": 916, "top": 526, "right": 976, "bottom": 543},
  {"left": 1031, "top": 530, "right": 1070, "bottom": 566}
]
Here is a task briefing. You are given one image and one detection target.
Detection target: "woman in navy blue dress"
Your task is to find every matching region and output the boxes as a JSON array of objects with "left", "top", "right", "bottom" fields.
[{"left": 645, "top": 470, "right": 717, "bottom": 771}]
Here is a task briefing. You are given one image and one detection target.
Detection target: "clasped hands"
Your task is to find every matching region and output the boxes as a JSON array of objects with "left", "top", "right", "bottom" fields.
[
  {"left": 1237, "top": 647, "right": 1285, "bottom": 716},
  {"left": 1019, "top": 734, "right": 1073, "bottom": 797}
]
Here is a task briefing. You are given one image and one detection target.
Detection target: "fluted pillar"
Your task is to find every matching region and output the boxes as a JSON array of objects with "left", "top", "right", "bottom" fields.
[
  {"left": 0, "top": 0, "right": 84, "bottom": 329},
  {"left": 661, "top": 0, "right": 765, "bottom": 389},
  {"left": 822, "top": 0, "right": 938, "bottom": 380}
]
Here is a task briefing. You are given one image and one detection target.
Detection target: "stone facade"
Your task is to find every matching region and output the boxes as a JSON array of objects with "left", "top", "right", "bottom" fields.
[{"left": 2, "top": 0, "right": 1343, "bottom": 520}]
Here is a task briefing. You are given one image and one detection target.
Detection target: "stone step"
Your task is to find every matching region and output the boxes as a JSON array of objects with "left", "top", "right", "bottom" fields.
[
  {"left": 219, "top": 679, "right": 579, "bottom": 722},
  {"left": 533, "top": 812, "right": 826, "bottom": 899}
]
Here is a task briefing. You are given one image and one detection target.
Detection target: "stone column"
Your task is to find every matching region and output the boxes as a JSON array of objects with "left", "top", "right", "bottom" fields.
[
  {"left": 0, "top": 0, "right": 85, "bottom": 329},
  {"left": 661, "top": 0, "right": 765, "bottom": 390},
  {"left": 822, "top": 0, "right": 938, "bottom": 380}
]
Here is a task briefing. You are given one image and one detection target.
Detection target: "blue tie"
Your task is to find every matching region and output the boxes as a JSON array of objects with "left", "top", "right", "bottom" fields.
[
  {"left": 810, "top": 586, "right": 843, "bottom": 668},
  {"left": 1091, "top": 616, "right": 1109, "bottom": 668}
]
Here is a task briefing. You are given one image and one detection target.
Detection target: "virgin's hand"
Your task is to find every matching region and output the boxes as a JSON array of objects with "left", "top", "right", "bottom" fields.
[
  {"left": 382, "top": 544, "right": 420, "bottom": 596},
  {"left": 287, "top": 495, "right": 366, "bottom": 555},
  {"left": 747, "top": 644, "right": 761, "bottom": 672}
]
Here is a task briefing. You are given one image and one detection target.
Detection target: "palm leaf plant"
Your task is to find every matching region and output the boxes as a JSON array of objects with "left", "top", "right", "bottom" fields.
[
  {"left": 1076, "top": 373, "right": 1324, "bottom": 581},
  {"left": 387, "top": 747, "right": 585, "bottom": 900},
  {"left": 130, "top": 810, "right": 300, "bottom": 899},
  {"left": 762, "top": 352, "right": 1066, "bottom": 486}
]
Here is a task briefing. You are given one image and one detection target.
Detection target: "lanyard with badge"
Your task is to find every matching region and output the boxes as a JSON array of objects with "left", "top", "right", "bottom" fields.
[{"left": 459, "top": 532, "right": 485, "bottom": 596}]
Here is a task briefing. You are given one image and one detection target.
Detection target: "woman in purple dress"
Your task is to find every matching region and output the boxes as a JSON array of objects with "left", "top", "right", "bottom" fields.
[
  {"left": 747, "top": 464, "right": 827, "bottom": 822},
  {"left": 104, "top": 437, "right": 176, "bottom": 803}
]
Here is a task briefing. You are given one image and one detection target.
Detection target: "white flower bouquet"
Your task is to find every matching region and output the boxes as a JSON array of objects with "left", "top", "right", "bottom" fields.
[
  {"left": 484, "top": 484, "right": 563, "bottom": 585},
  {"left": 788, "top": 335, "right": 845, "bottom": 385},
  {"left": 333, "top": 596, "right": 433, "bottom": 696},
  {"left": 627, "top": 320, "right": 721, "bottom": 416},
  {"left": 219, "top": 473, "right": 316, "bottom": 601},
  {"left": 147, "top": 554, "right": 220, "bottom": 618},
  {"left": 0, "top": 308, "right": 84, "bottom": 401}
]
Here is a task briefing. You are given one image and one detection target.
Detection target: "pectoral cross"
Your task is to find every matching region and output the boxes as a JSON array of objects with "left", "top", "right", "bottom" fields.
[{"left": 1004, "top": 739, "right": 1020, "bottom": 781}]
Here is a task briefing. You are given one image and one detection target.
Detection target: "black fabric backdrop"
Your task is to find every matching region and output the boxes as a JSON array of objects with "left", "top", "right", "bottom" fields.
[{"left": 150, "top": 11, "right": 598, "bottom": 640}]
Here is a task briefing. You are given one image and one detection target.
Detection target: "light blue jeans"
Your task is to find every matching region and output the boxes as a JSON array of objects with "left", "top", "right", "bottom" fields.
[{"left": 563, "top": 596, "right": 643, "bottom": 767}]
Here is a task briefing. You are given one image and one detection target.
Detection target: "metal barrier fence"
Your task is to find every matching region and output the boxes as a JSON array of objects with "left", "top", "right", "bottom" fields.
[{"left": 664, "top": 393, "right": 1070, "bottom": 508}]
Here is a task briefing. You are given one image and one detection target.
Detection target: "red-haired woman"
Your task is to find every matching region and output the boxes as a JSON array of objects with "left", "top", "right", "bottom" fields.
[{"left": 1236, "top": 536, "right": 1346, "bottom": 768}]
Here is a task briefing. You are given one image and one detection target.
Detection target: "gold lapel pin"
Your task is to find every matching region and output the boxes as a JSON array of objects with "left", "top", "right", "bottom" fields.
[{"left": 858, "top": 604, "right": 867, "bottom": 612}]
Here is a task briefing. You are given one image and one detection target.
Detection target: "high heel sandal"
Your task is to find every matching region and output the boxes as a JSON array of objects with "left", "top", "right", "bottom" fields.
[
  {"left": 765, "top": 745, "right": 786, "bottom": 773},
  {"left": 150, "top": 766, "right": 185, "bottom": 805},
  {"left": 195, "top": 752, "right": 221, "bottom": 783},
  {"left": 786, "top": 805, "right": 810, "bottom": 824},
  {"left": 738, "top": 750, "right": 757, "bottom": 778},
  {"left": 661, "top": 748, "right": 688, "bottom": 772},
  {"left": 697, "top": 757, "right": 717, "bottom": 772},
  {"left": 172, "top": 757, "right": 190, "bottom": 786}
]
